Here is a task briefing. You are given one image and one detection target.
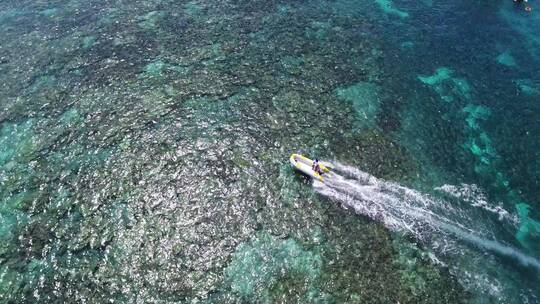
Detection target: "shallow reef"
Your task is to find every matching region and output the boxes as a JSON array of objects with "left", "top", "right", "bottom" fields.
[{"left": 0, "top": 0, "right": 502, "bottom": 303}]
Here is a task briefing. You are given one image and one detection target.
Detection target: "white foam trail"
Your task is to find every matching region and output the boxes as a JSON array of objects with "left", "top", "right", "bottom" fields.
[
  {"left": 440, "top": 223, "right": 540, "bottom": 270},
  {"left": 435, "top": 184, "right": 518, "bottom": 223},
  {"left": 314, "top": 162, "right": 540, "bottom": 272}
]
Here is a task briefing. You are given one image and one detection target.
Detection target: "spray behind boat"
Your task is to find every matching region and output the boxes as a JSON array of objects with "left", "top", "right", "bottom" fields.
[{"left": 307, "top": 160, "right": 540, "bottom": 301}]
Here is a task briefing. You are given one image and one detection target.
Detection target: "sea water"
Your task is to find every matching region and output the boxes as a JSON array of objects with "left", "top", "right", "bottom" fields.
[{"left": 0, "top": 0, "right": 539, "bottom": 303}]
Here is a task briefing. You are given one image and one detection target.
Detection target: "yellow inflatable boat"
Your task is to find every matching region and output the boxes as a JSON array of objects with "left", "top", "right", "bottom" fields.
[{"left": 290, "top": 154, "right": 330, "bottom": 182}]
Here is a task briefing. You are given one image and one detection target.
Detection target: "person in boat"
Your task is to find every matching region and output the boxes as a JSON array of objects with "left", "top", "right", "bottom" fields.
[{"left": 312, "top": 159, "right": 323, "bottom": 175}]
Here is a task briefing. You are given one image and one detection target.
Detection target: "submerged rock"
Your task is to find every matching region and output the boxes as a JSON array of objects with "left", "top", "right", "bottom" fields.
[
  {"left": 335, "top": 81, "right": 382, "bottom": 129},
  {"left": 496, "top": 50, "right": 517, "bottom": 67},
  {"left": 375, "top": 0, "right": 409, "bottom": 18}
]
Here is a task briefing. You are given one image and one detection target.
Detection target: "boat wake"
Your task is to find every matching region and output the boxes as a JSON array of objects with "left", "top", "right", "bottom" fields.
[{"left": 313, "top": 162, "right": 540, "bottom": 299}]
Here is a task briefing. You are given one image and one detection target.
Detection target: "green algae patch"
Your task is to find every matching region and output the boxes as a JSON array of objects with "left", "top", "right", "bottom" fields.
[
  {"left": 277, "top": 4, "right": 293, "bottom": 15},
  {"left": 280, "top": 56, "right": 304, "bottom": 75},
  {"left": 514, "top": 79, "right": 540, "bottom": 96},
  {"left": 138, "top": 11, "right": 166, "bottom": 30},
  {"left": 0, "top": 9, "right": 23, "bottom": 23},
  {"left": 194, "top": 43, "right": 224, "bottom": 63},
  {"left": 335, "top": 81, "right": 381, "bottom": 129},
  {"left": 418, "top": 67, "right": 471, "bottom": 102},
  {"left": 418, "top": 67, "right": 452, "bottom": 86},
  {"left": 401, "top": 41, "right": 414, "bottom": 49},
  {"left": 496, "top": 51, "right": 517, "bottom": 67},
  {"left": 375, "top": 0, "right": 409, "bottom": 18},
  {"left": 185, "top": 2, "right": 203, "bottom": 16},
  {"left": 0, "top": 211, "right": 21, "bottom": 256},
  {"left": 97, "top": 8, "right": 121, "bottom": 26},
  {"left": 515, "top": 203, "right": 540, "bottom": 253},
  {"left": 305, "top": 21, "right": 332, "bottom": 41},
  {"left": 29, "top": 75, "right": 57, "bottom": 94},
  {"left": 224, "top": 232, "right": 322, "bottom": 301},
  {"left": 463, "top": 128, "right": 499, "bottom": 173},
  {"left": 231, "top": 151, "right": 250, "bottom": 169},
  {"left": 141, "top": 60, "right": 189, "bottom": 79},
  {"left": 144, "top": 60, "right": 167, "bottom": 76},
  {"left": 463, "top": 104, "right": 491, "bottom": 131},
  {"left": 40, "top": 8, "right": 59, "bottom": 18},
  {"left": 0, "top": 119, "right": 38, "bottom": 165},
  {"left": 59, "top": 107, "right": 82, "bottom": 126},
  {"left": 82, "top": 36, "right": 97, "bottom": 50},
  {"left": 450, "top": 78, "right": 471, "bottom": 98}
]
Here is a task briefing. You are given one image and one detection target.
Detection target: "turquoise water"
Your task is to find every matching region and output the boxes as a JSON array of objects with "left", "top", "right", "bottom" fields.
[{"left": 0, "top": 0, "right": 539, "bottom": 303}]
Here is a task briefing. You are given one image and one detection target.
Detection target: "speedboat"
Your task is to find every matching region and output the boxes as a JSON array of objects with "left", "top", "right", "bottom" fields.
[{"left": 289, "top": 154, "right": 330, "bottom": 182}]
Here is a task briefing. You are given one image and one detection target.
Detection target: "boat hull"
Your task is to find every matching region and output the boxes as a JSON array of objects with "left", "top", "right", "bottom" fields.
[{"left": 289, "top": 154, "right": 330, "bottom": 182}]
